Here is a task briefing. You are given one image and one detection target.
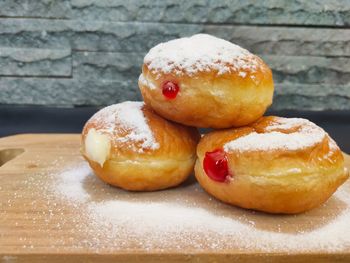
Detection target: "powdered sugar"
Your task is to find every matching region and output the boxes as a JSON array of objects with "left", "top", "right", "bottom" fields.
[
  {"left": 224, "top": 118, "right": 328, "bottom": 152},
  {"left": 138, "top": 74, "right": 156, "bottom": 90},
  {"left": 238, "top": 71, "right": 247, "bottom": 78},
  {"left": 88, "top": 101, "right": 159, "bottom": 152},
  {"left": 49, "top": 161, "right": 350, "bottom": 253},
  {"left": 265, "top": 117, "right": 311, "bottom": 131},
  {"left": 53, "top": 162, "right": 91, "bottom": 202},
  {"left": 144, "top": 34, "right": 261, "bottom": 78},
  {"left": 224, "top": 131, "right": 324, "bottom": 152},
  {"left": 89, "top": 191, "right": 350, "bottom": 252}
]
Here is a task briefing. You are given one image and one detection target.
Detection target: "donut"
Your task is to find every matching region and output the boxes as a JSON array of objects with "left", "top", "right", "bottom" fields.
[
  {"left": 195, "top": 116, "right": 349, "bottom": 214},
  {"left": 81, "top": 101, "right": 200, "bottom": 191},
  {"left": 139, "top": 34, "right": 274, "bottom": 128}
]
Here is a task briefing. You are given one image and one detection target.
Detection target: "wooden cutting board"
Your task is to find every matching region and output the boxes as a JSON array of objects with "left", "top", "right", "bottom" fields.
[{"left": 0, "top": 134, "right": 350, "bottom": 263}]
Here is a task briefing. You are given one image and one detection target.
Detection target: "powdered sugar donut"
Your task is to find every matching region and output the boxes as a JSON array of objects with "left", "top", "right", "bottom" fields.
[
  {"left": 195, "top": 116, "right": 349, "bottom": 214},
  {"left": 82, "top": 101, "right": 200, "bottom": 191},
  {"left": 139, "top": 34, "right": 274, "bottom": 128}
]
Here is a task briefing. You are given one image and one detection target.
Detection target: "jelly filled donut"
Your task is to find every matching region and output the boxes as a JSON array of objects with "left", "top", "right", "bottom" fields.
[
  {"left": 195, "top": 116, "right": 349, "bottom": 214},
  {"left": 139, "top": 34, "right": 274, "bottom": 128},
  {"left": 81, "top": 101, "right": 200, "bottom": 191}
]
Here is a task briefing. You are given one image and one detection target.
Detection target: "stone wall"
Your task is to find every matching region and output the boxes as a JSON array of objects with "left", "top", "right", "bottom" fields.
[{"left": 0, "top": 0, "right": 349, "bottom": 110}]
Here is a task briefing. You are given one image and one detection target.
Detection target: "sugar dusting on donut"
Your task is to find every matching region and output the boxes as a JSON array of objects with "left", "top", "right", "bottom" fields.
[
  {"left": 139, "top": 74, "right": 156, "bottom": 90},
  {"left": 144, "top": 34, "right": 261, "bottom": 78},
  {"left": 265, "top": 117, "right": 311, "bottom": 131},
  {"left": 89, "top": 101, "right": 159, "bottom": 152},
  {"left": 224, "top": 117, "right": 331, "bottom": 152}
]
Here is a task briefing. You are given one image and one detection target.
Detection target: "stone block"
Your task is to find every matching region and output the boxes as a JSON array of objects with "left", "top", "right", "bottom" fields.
[
  {"left": 1, "top": 19, "right": 349, "bottom": 56},
  {"left": 0, "top": 78, "right": 139, "bottom": 106},
  {"left": 73, "top": 51, "right": 143, "bottom": 80},
  {"left": 1, "top": 1, "right": 349, "bottom": 26},
  {"left": 0, "top": 47, "right": 71, "bottom": 76}
]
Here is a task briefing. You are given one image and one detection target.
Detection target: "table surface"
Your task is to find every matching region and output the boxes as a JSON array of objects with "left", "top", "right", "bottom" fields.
[{"left": 0, "top": 134, "right": 350, "bottom": 262}]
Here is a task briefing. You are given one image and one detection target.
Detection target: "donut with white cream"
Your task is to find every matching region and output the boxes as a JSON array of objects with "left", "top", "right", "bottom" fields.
[{"left": 82, "top": 101, "right": 200, "bottom": 191}]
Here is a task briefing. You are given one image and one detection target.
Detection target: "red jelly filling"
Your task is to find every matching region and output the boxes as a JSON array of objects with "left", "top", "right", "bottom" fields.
[
  {"left": 162, "top": 81, "right": 179, "bottom": 99},
  {"left": 203, "top": 149, "right": 229, "bottom": 182}
]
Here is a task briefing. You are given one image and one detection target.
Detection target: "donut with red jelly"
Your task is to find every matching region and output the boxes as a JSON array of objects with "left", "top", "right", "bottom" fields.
[
  {"left": 195, "top": 116, "right": 349, "bottom": 214},
  {"left": 81, "top": 101, "right": 200, "bottom": 191},
  {"left": 139, "top": 34, "right": 274, "bottom": 128}
]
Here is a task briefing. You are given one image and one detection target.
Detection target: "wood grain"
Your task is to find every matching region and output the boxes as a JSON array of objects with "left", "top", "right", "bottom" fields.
[{"left": 0, "top": 134, "right": 349, "bottom": 262}]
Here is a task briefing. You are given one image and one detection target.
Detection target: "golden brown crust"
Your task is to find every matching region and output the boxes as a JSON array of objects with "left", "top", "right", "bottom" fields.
[
  {"left": 81, "top": 102, "right": 200, "bottom": 191},
  {"left": 140, "top": 55, "right": 274, "bottom": 128},
  {"left": 195, "top": 116, "right": 349, "bottom": 214},
  {"left": 86, "top": 156, "right": 196, "bottom": 191},
  {"left": 82, "top": 104, "right": 199, "bottom": 159}
]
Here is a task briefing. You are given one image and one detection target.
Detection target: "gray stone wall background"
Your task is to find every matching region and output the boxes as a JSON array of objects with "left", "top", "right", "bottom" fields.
[{"left": 0, "top": 0, "right": 350, "bottom": 110}]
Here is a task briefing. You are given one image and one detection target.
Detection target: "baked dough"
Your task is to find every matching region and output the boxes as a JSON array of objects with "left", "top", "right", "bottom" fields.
[
  {"left": 82, "top": 101, "right": 200, "bottom": 191},
  {"left": 195, "top": 116, "right": 349, "bottom": 214},
  {"left": 139, "top": 34, "right": 274, "bottom": 128}
]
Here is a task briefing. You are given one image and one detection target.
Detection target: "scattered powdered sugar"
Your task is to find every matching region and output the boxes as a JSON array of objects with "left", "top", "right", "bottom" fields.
[
  {"left": 89, "top": 200, "right": 238, "bottom": 234},
  {"left": 53, "top": 162, "right": 91, "bottom": 202},
  {"left": 89, "top": 101, "right": 159, "bottom": 152},
  {"left": 144, "top": 34, "right": 261, "bottom": 78},
  {"left": 88, "top": 192, "right": 350, "bottom": 252},
  {"left": 138, "top": 74, "right": 156, "bottom": 90},
  {"left": 224, "top": 118, "right": 328, "bottom": 152},
  {"left": 47, "top": 161, "right": 350, "bottom": 253}
]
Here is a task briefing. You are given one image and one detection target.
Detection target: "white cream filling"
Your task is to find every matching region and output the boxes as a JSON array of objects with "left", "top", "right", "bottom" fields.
[{"left": 85, "top": 128, "right": 111, "bottom": 167}]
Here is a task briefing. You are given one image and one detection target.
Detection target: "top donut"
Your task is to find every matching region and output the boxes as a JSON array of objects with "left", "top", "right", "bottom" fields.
[
  {"left": 145, "top": 34, "right": 264, "bottom": 77},
  {"left": 139, "top": 34, "right": 274, "bottom": 129}
]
